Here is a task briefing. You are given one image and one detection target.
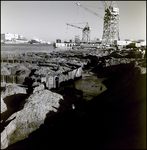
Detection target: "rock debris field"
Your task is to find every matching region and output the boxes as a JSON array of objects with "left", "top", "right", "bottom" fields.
[{"left": 1, "top": 47, "right": 146, "bottom": 149}]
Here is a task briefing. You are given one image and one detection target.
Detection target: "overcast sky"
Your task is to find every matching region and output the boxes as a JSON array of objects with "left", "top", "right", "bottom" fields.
[{"left": 1, "top": 1, "right": 146, "bottom": 42}]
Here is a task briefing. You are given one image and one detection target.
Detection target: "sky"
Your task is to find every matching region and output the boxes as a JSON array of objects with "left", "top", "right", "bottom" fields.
[{"left": 1, "top": 1, "right": 146, "bottom": 42}]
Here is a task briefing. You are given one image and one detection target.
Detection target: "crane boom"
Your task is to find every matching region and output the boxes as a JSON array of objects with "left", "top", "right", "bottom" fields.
[
  {"left": 66, "top": 23, "right": 83, "bottom": 30},
  {"left": 75, "top": 2, "right": 103, "bottom": 19}
]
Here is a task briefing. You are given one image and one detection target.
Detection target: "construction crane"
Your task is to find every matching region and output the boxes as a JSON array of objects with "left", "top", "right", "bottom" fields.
[
  {"left": 75, "top": 2, "right": 103, "bottom": 19},
  {"left": 66, "top": 23, "right": 83, "bottom": 30},
  {"left": 75, "top": 1, "right": 120, "bottom": 46},
  {"left": 66, "top": 22, "right": 91, "bottom": 43},
  {"left": 101, "top": 1, "right": 120, "bottom": 45}
]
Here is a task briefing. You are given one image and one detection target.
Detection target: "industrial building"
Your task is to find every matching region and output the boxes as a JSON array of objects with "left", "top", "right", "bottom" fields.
[
  {"left": 1, "top": 33, "right": 19, "bottom": 41},
  {"left": 1, "top": 33, "right": 28, "bottom": 43}
]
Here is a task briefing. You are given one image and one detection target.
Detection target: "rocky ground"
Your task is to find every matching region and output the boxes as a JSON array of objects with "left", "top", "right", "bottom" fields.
[{"left": 1, "top": 47, "right": 146, "bottom": 149}]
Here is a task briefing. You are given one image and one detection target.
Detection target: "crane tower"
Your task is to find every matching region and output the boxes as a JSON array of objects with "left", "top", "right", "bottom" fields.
[
  {"left": 82, "top": 22, "right": 91, "bottom": 42},
  {"left": 102, "top": 1, "right": 120, "bottom": 45},
  {"left": 66, "top": 22, "right": 91, "bottom": 43}
]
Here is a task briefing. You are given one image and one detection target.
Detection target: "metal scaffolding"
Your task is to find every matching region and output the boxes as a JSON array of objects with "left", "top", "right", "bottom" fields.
[
  {"left": 102, "top": 1, "right": 120, "bottom": 45},
  {"left": 66, "top": 22, "right": 91, "bottom": 43},
  {"left": 82, "top": 22, "right": 91, "bottom": 42}
]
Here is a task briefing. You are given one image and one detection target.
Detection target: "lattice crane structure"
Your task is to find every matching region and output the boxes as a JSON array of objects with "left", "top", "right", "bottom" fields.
[
  {"left": 75, "top": 1, "right": 120, "bottom": 46},
  {"left": 66, "top": 22, "right": 91, "bottom": 43},
  {"left": 101, "top": 1, "right": 120, "bottom": 45}
]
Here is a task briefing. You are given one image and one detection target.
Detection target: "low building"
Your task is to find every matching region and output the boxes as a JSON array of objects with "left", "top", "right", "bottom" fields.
[
  {"left": 1, "top": 33, "right": 14, "bottom": 41},
  {"left": 1, "top": 33, "right": 27, "bottom": 43},
  {"left": 54, "top": 43, "right": 76, "bottom": 48},
  {"left": 117, "top": 40, "right": 132, "bottom": 46}
]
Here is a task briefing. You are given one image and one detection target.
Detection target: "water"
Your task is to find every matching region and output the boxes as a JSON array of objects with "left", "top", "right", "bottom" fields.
[
  {"left": 75, "top": 71, "right": 107, "bottom": 101},
  {"left": 1, "top": 44, "right": 56, "bottom": 55}
]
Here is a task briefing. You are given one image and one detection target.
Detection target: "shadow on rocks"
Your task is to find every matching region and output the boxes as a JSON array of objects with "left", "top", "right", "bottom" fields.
[
  {"left": 6, "top": 87, "right": 104, "bottom": 149},
  {"left": 1, "top": 93, "right": 29, "bottom": 133}
]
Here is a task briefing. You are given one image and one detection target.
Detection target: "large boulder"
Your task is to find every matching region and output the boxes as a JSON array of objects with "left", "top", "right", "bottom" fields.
[
  {"left": 1, "top": 90, "right": 63, "bottom": 149},
  {"left": 1, "top": 84, "right": 27, "bottom": 99}
]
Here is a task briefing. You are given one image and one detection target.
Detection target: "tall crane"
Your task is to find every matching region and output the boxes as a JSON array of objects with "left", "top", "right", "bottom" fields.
[
  {"left": 66, "top": 23, "right": 83, "bottom": 30},
  {"left": 101, "top": 1, "right": 120, "bottom": 45},
  {"left": 66, "top": 22, "right": 91, "bottom": 43},
  {"left": 75, "top": 1, "right": 120, "bottom": 46}
]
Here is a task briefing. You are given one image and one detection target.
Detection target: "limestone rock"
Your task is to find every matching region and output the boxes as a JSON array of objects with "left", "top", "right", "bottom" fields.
[
  {"left": 1, "top": 84, "right": 27, "bottom": 99},
  {"left": 1, "top": 90, "right": 63, "bottom": 149}
]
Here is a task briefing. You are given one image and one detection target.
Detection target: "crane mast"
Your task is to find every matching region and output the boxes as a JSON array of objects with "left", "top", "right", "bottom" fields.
[
  {"left": 102, "top": 1, "right": 120, "bottom": 46},
  {"left": 66, "top": 22, "right": 91, "bottom": 43}
]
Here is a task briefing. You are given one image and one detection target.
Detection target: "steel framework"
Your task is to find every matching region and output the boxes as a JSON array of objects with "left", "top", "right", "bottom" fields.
[
  {"left": 82, "top": 22, "right": 91, "bottom": 42},
  {"left": 102, "top": 1, "right": 120, "bottom": 45},
  {"left": 66, "top": 22, "right": 91, "bottom": 43}
]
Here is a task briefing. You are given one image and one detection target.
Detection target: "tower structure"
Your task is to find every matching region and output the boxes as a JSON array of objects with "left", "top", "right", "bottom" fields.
[
  {"left": 66, "top": 22, "right": 91, "bottom": 43},
  {"left": 82, "top": 22, "right": 91, "bottom": 42},
  {"left": 102, "top": 1, "right": 120, "bottom": 45}
]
